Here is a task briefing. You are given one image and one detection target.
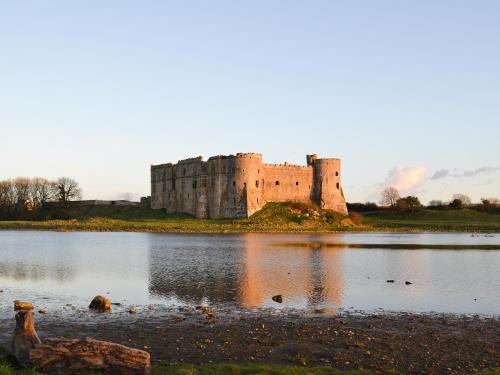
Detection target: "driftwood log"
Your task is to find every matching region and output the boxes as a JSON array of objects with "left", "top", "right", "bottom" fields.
[
  {"left": 29, "top": 337, "right": 151, "bottom": 375},
  {"left": 12, "top": 311, "right": 150, "bottom": 374},
  {"left": 12, "top": 311, "right": 41, "bottom": 365},
  {"left": 14, "top": 300, "right": 34, "bottom": 311}
]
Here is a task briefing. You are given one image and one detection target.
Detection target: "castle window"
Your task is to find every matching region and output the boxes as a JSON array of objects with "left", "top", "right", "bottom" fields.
[
  {"left": 336, "top": 183, "right": 340, "bottom": 189},
  {"left": 233, "top": 181, "right": 236, "bottom": 187},
  {"left": 183, "top": 168, "right": 186, "bottom": 176},
  {"left": 275, "top": 181, "right": 280, "bottom": 186},
  {"left": 187, "top": 193, "right": 190, "bottom": 198},
  {"left": 255, "top": 180, "right": 259, "bottom": 188},
  {"left": 336, "top": 171, "right": 339, "bottom": 176},
  {"left": 163, "top": 182, "right": 166, "bottom": 192},
  {"left": 296, "top": 181, "right": 299, "bottom": 186},
  {"left": 193, "top": 180, "right": 197, "bottom": 189}
]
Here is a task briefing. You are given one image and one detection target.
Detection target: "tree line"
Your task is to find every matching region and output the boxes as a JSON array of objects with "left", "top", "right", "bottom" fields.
[
  {"left": 348, "top": 187, "right": 498, "bottom": 213},
  {"left": 0, "top": 177, "right": 82, "bottom": 217}
]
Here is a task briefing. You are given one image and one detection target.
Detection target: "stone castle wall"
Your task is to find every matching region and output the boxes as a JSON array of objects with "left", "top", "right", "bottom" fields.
[{"left": 151, "top": 153, "right": 347, "bottom": 218}]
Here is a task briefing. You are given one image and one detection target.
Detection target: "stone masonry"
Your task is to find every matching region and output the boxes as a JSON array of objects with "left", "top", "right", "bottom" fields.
[{"left": 150, "top": 153, "right": 348, "bottom": 219}]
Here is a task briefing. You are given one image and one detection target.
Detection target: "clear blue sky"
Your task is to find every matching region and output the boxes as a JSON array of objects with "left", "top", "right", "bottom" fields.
[{"left": 1, "top": 1, "right": 499, "bottom": 203}]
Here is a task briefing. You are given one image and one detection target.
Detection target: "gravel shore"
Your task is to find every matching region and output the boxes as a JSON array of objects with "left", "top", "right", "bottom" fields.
[{"left": 1, "top": 306, "right": 498, "bottom": 374}]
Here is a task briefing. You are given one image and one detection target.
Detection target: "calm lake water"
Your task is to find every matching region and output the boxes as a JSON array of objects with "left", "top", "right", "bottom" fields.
[{"left": 0, "top": 231, "right": 499, "bottom": 315}]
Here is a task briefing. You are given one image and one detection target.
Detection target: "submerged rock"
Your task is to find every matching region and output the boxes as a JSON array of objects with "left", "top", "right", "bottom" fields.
[
  {"left": 405, "top": 281, "right": 412, "bottom": 285},
  {"left": 386, "top": 280, "right": 395, "bottom": 283},
  {"left": 89, "top": 295, "right": 111, "bottom": 311},
  {"left": 128, "top": 306, "right": 137, "bottom": 314},
  {"left": 272, "top": 295, "right": 283, "bottom": 303}
]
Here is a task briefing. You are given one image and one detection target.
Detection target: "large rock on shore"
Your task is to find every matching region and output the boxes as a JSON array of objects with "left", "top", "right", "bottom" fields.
[{"left": 89, "top": 295, "right": 111, "bottom": 311}]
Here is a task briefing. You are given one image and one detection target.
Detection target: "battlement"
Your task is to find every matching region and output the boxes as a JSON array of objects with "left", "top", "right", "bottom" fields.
[
  {"left": 208, "top": 155, "right": 231, "bottom": 161},
  {"left": 263, "top": 163, "right": 310, "bottom": 169},
  {"left": 315, "top": 158, "right": 341, "bottom": 162},
  {"left": 177, "top": 156, "right": 203, "bottom": 164},
  {"left": 151, "top": 163, "right": 172, "bottom": 169},
  {"left": 235, "top": 152, "right": 262, "bottom": 159}
]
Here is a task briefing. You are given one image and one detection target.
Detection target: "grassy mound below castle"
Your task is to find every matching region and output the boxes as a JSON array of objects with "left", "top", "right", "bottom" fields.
[{"left": 0, "top": 202, "right": 498, "bottom": 232}]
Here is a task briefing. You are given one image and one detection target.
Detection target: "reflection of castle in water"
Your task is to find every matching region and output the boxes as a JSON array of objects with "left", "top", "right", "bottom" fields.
[
  {"left": 148, "top": 234, "right": 344, "bottom": 310},
  {"left": 239, "top": 234, "right": 343, "bottom": 310}
]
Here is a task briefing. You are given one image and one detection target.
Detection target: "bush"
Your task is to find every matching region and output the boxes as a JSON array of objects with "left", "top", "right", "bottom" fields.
[
  {"left": 449, "top": 199, "right": 463, "bottom": 209},
  {"left": 396, "top": 196, "right": 422, "bottom": 212},
  {"left": 286, "top": 201, "right": 317, "bottom": 214},
  {"left": 325, "top": 210, "right": 339, "bottom": 224},
  {"left": 45, "top": 210, "right": 72, "bottom": 220},
  {"left": 348, "top": 212, "right": 364, "bottom": 225}
]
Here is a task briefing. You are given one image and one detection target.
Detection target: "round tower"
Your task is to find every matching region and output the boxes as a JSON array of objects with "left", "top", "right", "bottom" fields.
[
  {"left": 312, "top": 158, "right": 348, "bottom": 214},
  {"left": 234, "top": 153, "right": 263, "bottom": 217}
]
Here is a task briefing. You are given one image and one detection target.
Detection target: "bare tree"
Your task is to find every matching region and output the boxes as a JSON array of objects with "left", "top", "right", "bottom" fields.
[
  {"left": 53, "top": 177, "right": 82, "bottom": 203},
  {"left": 380, "top": 187, "right": 400, "bottom": 207},
  {"left": 30, "top": 177, "right": 55, "bottom": 208},
  {"left": 13, "top": 177, "right": 32, "bottom": 204},
  {"left": 452, "top": 193, "right": 472, "bottom": 206},
  {"left": 0, "top": 180, "right": 16, "bottom": 214}
]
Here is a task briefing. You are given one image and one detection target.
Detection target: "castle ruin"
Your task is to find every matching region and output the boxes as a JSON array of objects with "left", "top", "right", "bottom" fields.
[{"left": 150, "top": 153, "right": 347, "bottom": 218}]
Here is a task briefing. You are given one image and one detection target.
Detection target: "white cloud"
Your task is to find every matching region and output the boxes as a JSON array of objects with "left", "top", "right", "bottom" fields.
[{"left": 381, "top": 166, "right": 427, "bottom": 194}]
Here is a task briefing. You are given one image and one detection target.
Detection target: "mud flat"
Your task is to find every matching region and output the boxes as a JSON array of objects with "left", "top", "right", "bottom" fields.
[{"left": 0, "top": 307, "right": 498, "bottom": 374}]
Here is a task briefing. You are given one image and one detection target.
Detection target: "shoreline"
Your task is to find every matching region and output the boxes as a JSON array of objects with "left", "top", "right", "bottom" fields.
[
  {"left": 0, "top": 223, "right": 499, "bottom": 234},
  {"left": 1, "top": 204, "right": 498, "bottom": 233},
  {"left": 1, "top": 308, "right": 498, "bottom": 374}
]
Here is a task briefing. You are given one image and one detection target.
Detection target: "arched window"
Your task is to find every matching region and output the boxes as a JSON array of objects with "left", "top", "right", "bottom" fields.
[{"left": 275, "top": 181, "right": 280, "bottom": 186}]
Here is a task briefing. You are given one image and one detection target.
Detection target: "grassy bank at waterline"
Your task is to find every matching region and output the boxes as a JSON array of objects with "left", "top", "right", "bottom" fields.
[{"left": 0, "top": 203, "right": 499, "bottom": 233}]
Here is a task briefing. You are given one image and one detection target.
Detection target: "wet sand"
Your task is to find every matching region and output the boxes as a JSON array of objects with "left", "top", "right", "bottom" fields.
[{"left": 0, "top": 307, "right": 498, "bottom": 374}]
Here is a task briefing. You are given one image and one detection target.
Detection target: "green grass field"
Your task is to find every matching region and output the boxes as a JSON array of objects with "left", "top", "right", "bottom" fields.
[
  {"left": 363, "top": 208, "right": 500, "bottom": 232},
  {"left": 0, "top": 204, "right": 498, "bottom": 233}
]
